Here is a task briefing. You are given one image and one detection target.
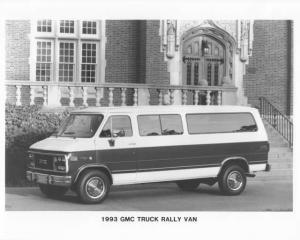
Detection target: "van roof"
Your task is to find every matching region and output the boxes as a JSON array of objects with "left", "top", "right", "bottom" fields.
[{"left": 71, "top": 105, "right": 259, "bottom": 115}]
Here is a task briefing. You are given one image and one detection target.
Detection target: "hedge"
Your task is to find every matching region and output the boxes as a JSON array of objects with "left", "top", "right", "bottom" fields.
[{"left": 5, "top": 104, "right": 70, "bottom": 186}]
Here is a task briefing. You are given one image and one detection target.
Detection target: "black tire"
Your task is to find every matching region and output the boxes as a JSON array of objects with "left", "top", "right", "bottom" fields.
[
  {"left": 218, "top": 165, "right": 247, "bottom": 196},
  {"left": 176, "top": 179, "right": 200, "bottom": 191},
  {"left": 39, "top": 184, "right": 68, "bottom": 198},
  {"left": 77, "top": 170, "right": 110, "bottom": 204}
]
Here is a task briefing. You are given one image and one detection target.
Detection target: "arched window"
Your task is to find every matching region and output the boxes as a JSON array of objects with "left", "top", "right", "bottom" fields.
[{"left": 182, "top": 34, "right": 227, "bottom": 86}]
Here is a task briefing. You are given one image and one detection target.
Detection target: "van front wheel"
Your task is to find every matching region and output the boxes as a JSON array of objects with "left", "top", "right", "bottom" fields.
[
  {"left": 218, "top": 165, "right": 246, "bottom": 195},
  {"left": 176, "top": 179, "right": 200, "bottom": 191},
  {"left": 77, "top": 170, "right": 110, "bottom": 204}
]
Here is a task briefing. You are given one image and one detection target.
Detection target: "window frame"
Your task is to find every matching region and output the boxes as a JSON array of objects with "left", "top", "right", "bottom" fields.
[
  {"left": 31, "top": 20, "right": 103, "bottom": 83},
  {"left": 35, "top": 19, "right": 55, "bottom": 37},
  {"left": 159, "top": 114, "right": 184, "bottom": 136},
  {"left": 80, "top": 20, "right": 100, "bottom": 39},
  {"left": 185, "top": 112, "right": 258, "bottom": 135},
  {"left": 99, "top": 115, "right": 133, "bottom": 138},
  {"left": 53, "top": 113, "right": 104, "bottom": 138},
  {"left": 35, "top": 39, "right": 54, "bottom": 82},
  {"left": 137, "top": 114, "right": 162, "bottom": 137},
  {"left": 56, "top": 40, "right": 77, "bottom": 82},
  {"left": 80, "top": 41, "right": 99, "bottom": 83},
  {"left": 137, "top": 114, "right": 184, "bottom": 137},
  {"left": 57, "top": 20, "right": 77, "bottom": 38},
  {"left": 182, "top": 35, "right": 227, "bottom": 87}
]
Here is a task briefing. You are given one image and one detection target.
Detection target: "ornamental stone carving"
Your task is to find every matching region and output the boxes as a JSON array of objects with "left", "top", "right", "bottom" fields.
[
  {"left": 161, "top": 20, "right": 253, "bottom": 64},
  {"left": 237, "top": 20, "right": 253, "bottom": 63},
  {"left": 213, "top": 20, "right": 237, "bottom": 40},
  {"left": 161, "top": 20, "right": 179, "bottom": 59},
  {"left": 160, "top": 19, "right": 254, "bottom": 108}
]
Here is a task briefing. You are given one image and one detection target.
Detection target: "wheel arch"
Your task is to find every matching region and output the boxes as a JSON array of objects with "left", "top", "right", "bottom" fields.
[
  {"left": 218, "top": 157, "right": 249, "bottom": 176},
  {"left": 73, "top": 164, "right": 113, "bottom": 186}
]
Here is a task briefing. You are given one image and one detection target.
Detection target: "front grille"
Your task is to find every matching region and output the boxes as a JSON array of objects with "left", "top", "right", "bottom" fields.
[{"left": 35, "top": 154, "right": 54, "bottom": 170}]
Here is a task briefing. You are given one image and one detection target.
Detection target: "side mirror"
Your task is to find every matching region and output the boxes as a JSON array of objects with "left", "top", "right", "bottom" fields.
[
  {"left": 108, "top": 130, "right": 118, "bottom": 147},
  {"left": 108, "top": 138, "right": 115, "bottom": 147}
]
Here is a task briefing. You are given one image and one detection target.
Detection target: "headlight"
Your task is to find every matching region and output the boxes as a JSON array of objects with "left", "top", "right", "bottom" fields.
[{"left": 53, "top": 155, "right": 67, "bottom": 171}]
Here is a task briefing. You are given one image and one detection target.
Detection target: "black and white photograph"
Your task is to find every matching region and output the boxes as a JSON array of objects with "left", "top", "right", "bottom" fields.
[{"left": 0, "top": 1, "right": 299, "bottom": 240}]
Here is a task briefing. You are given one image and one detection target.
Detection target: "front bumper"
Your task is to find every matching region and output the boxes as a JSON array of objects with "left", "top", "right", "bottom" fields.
[{"left": 26, "top": 171, "right": 72, "bottom": 187}]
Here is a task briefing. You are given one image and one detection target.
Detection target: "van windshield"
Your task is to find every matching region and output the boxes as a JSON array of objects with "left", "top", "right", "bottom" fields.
[{"left": 53, "top": 114, "right": 103, "bottom": 138}]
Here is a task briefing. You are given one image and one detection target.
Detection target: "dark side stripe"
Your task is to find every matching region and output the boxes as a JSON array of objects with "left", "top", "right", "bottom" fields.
[
  {"left": 100, "top": 141, "right": 269, "bottom": 174},
  {"left": 111, "top": 161, "right": 268, "bottom": 174}
]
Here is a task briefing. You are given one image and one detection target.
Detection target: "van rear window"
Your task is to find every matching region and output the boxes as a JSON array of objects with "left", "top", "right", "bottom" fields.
[
  {"left": 138, "top": 114, "right": 183, "bottom": 136},
  {"left": 186, "top": 113, "right": 257, "bottom": 134}
]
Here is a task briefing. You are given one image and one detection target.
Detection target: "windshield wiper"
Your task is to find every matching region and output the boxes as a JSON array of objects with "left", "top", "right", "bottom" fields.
[
  {"left": 63, "top": 131, "right": 75, "bottom": 135},
  {"left": 61, "top": 131, "right": 77, "bottom": 139},
  {"left": 52, "top": 133, "right": 58, "bottom": 137}
]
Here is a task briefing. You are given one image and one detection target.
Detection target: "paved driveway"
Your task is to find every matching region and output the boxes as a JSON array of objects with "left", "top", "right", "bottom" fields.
[{"left": 5, "top": 179, "right": 292, "bottom": 211}]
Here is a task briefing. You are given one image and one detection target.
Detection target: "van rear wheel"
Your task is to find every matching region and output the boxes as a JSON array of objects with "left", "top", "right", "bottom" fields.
[
  {"left": 77, "top": 170, "right": 110, "bottom": 204},
  {"left": 218, "top": 165, "right": 246, "bottom": 195},
  {"left": 176, "top": 179, "right": 200, "bottom": 191}
]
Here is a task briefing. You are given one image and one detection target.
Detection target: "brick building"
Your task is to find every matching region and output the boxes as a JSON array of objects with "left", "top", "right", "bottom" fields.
[{"left": 5, "top": 20, "right": 293, "bottom": 116}]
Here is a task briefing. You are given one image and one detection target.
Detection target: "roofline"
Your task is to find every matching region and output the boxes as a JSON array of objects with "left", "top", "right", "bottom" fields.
[{"left": 70, "top": 105, "right": 258, "bottom": 114}]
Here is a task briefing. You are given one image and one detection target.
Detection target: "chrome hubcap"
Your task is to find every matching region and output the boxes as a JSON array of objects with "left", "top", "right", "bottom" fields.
[
  {"left": 227, "top": 171, "right": 243, "bottom": 191},
  {"left": 86, "top": 177, "right": 105, "bottom": 199}
]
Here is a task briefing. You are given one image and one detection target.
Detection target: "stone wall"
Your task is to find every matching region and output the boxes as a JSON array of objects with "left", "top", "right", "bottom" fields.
[{"left": 5, "top": 20, "right": 31, "bottom": 104}]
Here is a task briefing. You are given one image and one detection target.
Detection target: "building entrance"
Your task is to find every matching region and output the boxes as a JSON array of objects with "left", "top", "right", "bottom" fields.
[{"left": 182, "top": 35, "right": 225, "bottom": 86}]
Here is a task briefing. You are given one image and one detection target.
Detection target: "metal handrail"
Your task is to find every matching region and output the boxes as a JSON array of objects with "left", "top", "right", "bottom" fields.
[{"left": 259, "top": 97, "right": 293, "bottom": 147}]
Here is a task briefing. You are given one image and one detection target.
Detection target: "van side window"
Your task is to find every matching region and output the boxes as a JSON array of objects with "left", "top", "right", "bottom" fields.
[
  {"left": 138, "top": 115, "right": 161, "bottom": 136},
  {"left": 100, "top": 115, "right": 133, "bottom": 138},
  {"left": 138, "top": 114, "right": 183, "bottom": 136},
  {"left": 186, "top": 113, "right": 257, "bottom": 134},
  {"left": 160, "top": 115, "right": 183, "bottom": 135}
]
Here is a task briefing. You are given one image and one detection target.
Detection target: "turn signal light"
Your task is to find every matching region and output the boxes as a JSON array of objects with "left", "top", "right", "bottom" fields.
[
  {"left": 57, "top": 165, "right": 66, "bottom": 171},
  {"left": 28, "top": 153, "right": 35, "bottom": 167}
]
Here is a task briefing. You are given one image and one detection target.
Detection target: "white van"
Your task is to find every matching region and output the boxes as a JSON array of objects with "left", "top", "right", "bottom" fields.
[{"left": 27, "top": 105, "right": 270, "bottom": 203}]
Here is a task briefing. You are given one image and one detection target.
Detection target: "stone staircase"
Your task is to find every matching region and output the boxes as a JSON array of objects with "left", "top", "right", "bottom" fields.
[{"left": 249, "top": 121, "right": 293, "bottom": 181}]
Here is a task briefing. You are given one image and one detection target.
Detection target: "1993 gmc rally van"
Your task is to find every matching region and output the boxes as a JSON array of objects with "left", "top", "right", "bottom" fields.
[{"left": 27, "top": 105, "right": 271, "bottom": 204}]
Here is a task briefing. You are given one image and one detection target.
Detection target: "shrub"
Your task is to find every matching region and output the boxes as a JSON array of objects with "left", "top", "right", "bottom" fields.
[{"left": 5, "top": 104, "right": 70, "bottom": 186}]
